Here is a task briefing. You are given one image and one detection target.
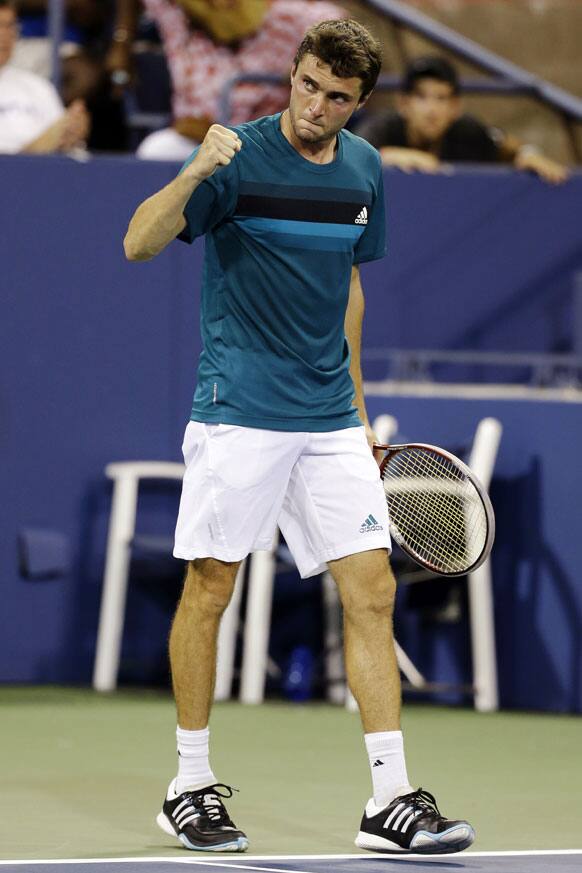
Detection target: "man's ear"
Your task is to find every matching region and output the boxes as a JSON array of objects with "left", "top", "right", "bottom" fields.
[
  {"left": 357, "top": 91, "right": 371, "bottom": 110},
  {"left": 290, "top": 62, "right": 297, "bottom": 86}
]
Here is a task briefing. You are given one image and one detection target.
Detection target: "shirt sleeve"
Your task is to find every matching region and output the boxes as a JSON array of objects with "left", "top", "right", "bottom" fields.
[
  {"left": 177, "top": 146, "right": 240, "bottom": 244},
  {"left": 353, "top": 162, "right": 386, "bottom": 265}
]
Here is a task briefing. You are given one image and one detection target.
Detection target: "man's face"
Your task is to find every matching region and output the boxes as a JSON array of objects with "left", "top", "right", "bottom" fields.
[
  {"left": 0, "top": 7, "right": 17, "bottom": 68},
  {"left": 288, "top": 54, "right": 367, "bottom": 145},
  {"left": 399, "top": 78, "right": 460, "bottom": 144}
]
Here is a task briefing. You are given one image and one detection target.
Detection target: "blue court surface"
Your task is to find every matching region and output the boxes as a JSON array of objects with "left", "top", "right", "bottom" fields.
[{"left": 2, "top": 853, "right": 582, "bottom": 873}]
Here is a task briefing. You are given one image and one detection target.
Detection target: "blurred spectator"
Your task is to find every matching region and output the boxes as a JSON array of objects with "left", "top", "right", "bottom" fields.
[
  {"left": 0, "top": 0, "right": 90, "bottom": 153},
  {"left": 355, "top": 56, "right": 568, "bottom": 184},
  {"left": 10, "top": 0, "right": 107, "bottom": 79},
  {"left": 9, "top": 1, "right": 127, "bottom": 151},
  {"left": 108, "top": 0, "right": 345, "bottom": 160}
]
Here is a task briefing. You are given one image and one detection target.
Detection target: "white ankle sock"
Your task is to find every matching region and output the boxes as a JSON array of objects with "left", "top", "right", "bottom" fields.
[
  {"left": 364, "top": 730, "right": 413, "bottom": 808},
  {"left": 175, "top": 725, "right": 217, "bottom": 794}
]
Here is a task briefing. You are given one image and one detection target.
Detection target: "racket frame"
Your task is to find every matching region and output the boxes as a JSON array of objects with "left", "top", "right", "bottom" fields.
[{"left": 374, "top": 442, "right": 496, "bottom": 577}]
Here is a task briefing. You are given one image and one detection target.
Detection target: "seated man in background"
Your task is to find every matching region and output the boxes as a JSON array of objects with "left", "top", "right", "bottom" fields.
[
  {"left": 355, "top": 55, "right": 568, "bottom": 184},
  {"left": 9, "top": 0, "right": 127, "bottom": 151},
  {"left": 0, "top": 0, "right": 90, "bottom": 153},
  {"left": 108, "top": 0, "right": 345, "bottom": 160}
]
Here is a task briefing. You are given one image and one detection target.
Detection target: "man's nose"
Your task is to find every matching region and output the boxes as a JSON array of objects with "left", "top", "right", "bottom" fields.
[{"left": 308, "top": 95, "right": 325, "bottom": 117}]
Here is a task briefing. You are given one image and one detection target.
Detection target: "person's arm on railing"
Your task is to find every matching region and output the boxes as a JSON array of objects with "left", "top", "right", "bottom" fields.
[
  {"left": 21, "top": 99, "right": 90, "bottom": 154},
  {"left": 378, "top": 147, "right": 440, "bottom": 173},
  {"left": 493, "top": 130, "right": 569, "bottom": 185}
]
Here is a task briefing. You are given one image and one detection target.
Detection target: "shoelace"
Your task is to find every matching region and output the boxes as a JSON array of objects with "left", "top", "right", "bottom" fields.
[
  {"left": 188, "top": 783, "right": 238, "bottom": 825},
  {"left": 400, "top": 788, "right": 444, "bottom": 820}
]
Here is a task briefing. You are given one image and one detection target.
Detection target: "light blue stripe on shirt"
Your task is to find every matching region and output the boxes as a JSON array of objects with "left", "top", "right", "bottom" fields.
[{"left": 237, "top": 216, "right": 365, "bottom": 240}]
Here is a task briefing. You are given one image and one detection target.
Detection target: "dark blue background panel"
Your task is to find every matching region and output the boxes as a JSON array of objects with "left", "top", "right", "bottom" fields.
[{"left": 2, "top": 156, "right": 582, "bottom": 710}]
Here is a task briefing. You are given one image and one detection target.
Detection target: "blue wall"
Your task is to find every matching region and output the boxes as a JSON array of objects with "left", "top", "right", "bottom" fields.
[{"left": 1, "top": 155, "right": 582, "bottom": 709}]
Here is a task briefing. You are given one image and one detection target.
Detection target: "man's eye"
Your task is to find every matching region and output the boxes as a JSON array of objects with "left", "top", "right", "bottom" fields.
[{"left": 304, "top": 79, "right": 315, "bottom": 90}]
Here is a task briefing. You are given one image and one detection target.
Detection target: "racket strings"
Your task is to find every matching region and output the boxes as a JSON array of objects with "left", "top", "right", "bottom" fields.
[
  {"left": 385, "top": 478, "right": 483, "bottom": 569},
  {"left": 383, "top": 448, "right": 488, "bottom": 574}
]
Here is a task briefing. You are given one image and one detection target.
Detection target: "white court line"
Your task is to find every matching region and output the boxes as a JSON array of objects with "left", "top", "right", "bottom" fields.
[
  {"left": 1, "top": 850, "right": 582, "bottom": 864},
  {"left": 182, "top": 865, "right": 317, "bottom": 873}
]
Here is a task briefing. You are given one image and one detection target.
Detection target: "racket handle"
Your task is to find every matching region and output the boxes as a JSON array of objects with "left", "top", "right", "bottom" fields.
[{"left": 372, "top": 443, "right": 385, "bottom": 466}]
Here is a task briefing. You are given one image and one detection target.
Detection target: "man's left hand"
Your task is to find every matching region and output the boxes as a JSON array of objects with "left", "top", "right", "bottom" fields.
[{"left": 364, "top": 423, "right": 385, "bottom": 466}]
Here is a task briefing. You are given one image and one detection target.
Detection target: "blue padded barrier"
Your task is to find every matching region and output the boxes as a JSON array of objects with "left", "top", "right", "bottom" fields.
[{"left": 1, "top": 155, "right": 582, "bottom": 709}]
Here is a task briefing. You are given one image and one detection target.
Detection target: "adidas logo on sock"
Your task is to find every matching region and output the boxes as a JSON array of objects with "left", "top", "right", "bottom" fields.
[
  {"left": 373, "top": 759, "right": 385, "bottom": 767},
  {"left": 359, "top": 513, "right": 383, "bottom": 533},
  {"left": 355, "top": 206, "right": 368, "bottom": 225}
]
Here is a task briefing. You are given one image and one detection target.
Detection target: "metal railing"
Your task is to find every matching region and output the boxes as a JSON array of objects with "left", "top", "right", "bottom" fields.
[
  {"left": 48, "top": 0, "right": 64, "bottom": 92},
  {"left": 361, "top": 349, "right": 582, "bottom": 389}
]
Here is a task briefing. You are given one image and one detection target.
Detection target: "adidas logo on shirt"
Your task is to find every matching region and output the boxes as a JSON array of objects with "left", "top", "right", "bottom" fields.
[
  {"left": 355, "top": 206, "right": 368, "bottom": 225},
  {"left": 359, "top": 513, "right": 383, "bottom": 533}
]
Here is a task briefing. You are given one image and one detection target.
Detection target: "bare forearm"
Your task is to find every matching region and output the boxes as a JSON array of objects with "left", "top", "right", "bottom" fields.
[
  {"left": 21, "top": 129, "right": 58, "bottom": 154},
  {"left": 124, "top": 173, "right": 201, "bottom": 261},
  {"left": 345, "top": 268, "right": 369, "bottom": 427},
  {"left": 125, "top": 124, "right": 243, "bottom": 261}
]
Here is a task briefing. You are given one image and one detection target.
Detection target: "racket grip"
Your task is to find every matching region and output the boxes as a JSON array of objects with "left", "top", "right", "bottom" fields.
[{"left": 372, "top": 444, "right": 385, "bottom": 467}]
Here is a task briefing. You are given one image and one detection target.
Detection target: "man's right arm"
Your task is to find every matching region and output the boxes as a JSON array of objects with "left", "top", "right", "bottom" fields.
[{"left": 124, "top": 125, "right": 242, "bottom": 262}]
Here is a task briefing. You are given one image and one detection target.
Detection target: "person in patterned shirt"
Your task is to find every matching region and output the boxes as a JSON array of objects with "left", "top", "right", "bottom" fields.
[{"left": 108, "top": 0, "right": 345, "bottom": 159}]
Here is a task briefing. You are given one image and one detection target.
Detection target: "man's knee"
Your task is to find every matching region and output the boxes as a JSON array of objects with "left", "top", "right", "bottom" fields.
[
  {"left": 181, "top": 558, "right": 240, "bottom": 615},
  {"left": 334, "top": 552, "right": 397, "bottom": 620}
]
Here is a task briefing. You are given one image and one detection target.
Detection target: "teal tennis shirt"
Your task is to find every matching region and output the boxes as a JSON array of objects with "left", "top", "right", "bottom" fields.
[{"left": 179, "top": 112, "right": 386, "bottom": 432}]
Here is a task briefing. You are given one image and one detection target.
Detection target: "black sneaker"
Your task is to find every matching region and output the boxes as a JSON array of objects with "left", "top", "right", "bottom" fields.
[
  {"left": 156, "top": 779, "right": 249, "bottom": 852},
  {"left": 355, "top": 787, "right": 475, "bottom": 854}
]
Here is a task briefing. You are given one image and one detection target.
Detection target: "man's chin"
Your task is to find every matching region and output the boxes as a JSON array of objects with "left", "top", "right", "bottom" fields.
[{"left": 295, "top": 123, "right": 331, "bottom": 144}]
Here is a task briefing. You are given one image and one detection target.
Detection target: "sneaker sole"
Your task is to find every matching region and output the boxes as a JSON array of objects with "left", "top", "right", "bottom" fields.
[
  {"left": 156, "top": 812, "right": 249, "bottom": 853},
  {"left": 355, "top": 823, "right": 475, "bottom": 855}
]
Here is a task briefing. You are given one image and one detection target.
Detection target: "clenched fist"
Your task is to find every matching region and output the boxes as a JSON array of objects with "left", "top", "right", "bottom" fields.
[{"left": 185, "top": 125, "right": 242, "bottom": 182}]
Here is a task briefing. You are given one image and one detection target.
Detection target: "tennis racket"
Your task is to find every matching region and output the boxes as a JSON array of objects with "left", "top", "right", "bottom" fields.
[{"left": 373, "top": 443, "right": 495, "bottom": 577}]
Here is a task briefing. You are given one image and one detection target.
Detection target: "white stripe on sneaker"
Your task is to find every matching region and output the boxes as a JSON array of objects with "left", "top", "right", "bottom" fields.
[{"left": 383, "top": 802, "right": 405, "bottom": 829}]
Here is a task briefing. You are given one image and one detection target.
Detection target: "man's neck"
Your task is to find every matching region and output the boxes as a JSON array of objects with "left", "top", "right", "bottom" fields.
[{"left": 280, "top": 110, "right": 337, "bottom": 165}]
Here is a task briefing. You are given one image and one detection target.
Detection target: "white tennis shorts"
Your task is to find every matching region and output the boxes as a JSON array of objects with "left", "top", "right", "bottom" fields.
[{"left": 173, "top": 422, "right": 391, "bottom": 578}]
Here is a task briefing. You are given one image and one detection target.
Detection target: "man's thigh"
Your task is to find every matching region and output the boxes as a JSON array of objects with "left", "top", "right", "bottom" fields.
[
  {"left": 174, "top": 422, "right": 304, "bottom": 563},
  {"left": 278, "top": 426, "right": 391, "bottom": 579}
]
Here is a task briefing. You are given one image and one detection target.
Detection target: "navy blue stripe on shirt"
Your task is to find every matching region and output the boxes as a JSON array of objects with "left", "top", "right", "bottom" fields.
[
  {"left": 236, "top": 194, "right": 369, "bottom": 225},
  {"left": 239, "top": 181, "right": 372, "bottom": 204}
]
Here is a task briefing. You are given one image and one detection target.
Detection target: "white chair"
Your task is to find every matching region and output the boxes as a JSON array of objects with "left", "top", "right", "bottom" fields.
[
  {"left": 94, "top": 417, "right": 502, "bottom": 713},
  {"left": 239, "top": 416, "right": 502, "bottom": 712},
  {"left": 92, "top": 460, "right": 246, "bottom": 694}
]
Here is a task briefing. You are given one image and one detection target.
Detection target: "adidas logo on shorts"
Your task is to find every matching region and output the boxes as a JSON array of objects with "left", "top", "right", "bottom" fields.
[
  {"left": 355, "top": 206, "right": 368, "bottom": 225},
  {"left": 360, "top": 513, "right": 383, "bottom": 533}
]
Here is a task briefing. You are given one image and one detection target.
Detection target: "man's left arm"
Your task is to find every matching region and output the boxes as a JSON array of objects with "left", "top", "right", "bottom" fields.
[{"left": 345, "top": 266, "right": 377, "bottom": 452}]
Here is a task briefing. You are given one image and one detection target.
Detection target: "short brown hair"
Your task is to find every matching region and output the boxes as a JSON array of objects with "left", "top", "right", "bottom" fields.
[
  {"left": 0, "top": 0, "right": 18, "bottom": 10},
  {"left": 293, "top": 19, "right": 382, "bottom": 100}
]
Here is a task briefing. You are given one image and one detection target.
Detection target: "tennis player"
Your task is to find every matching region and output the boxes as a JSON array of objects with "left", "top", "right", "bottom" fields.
[{"left": 124, "top": 19, "right": 474, "bottom": 856}]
